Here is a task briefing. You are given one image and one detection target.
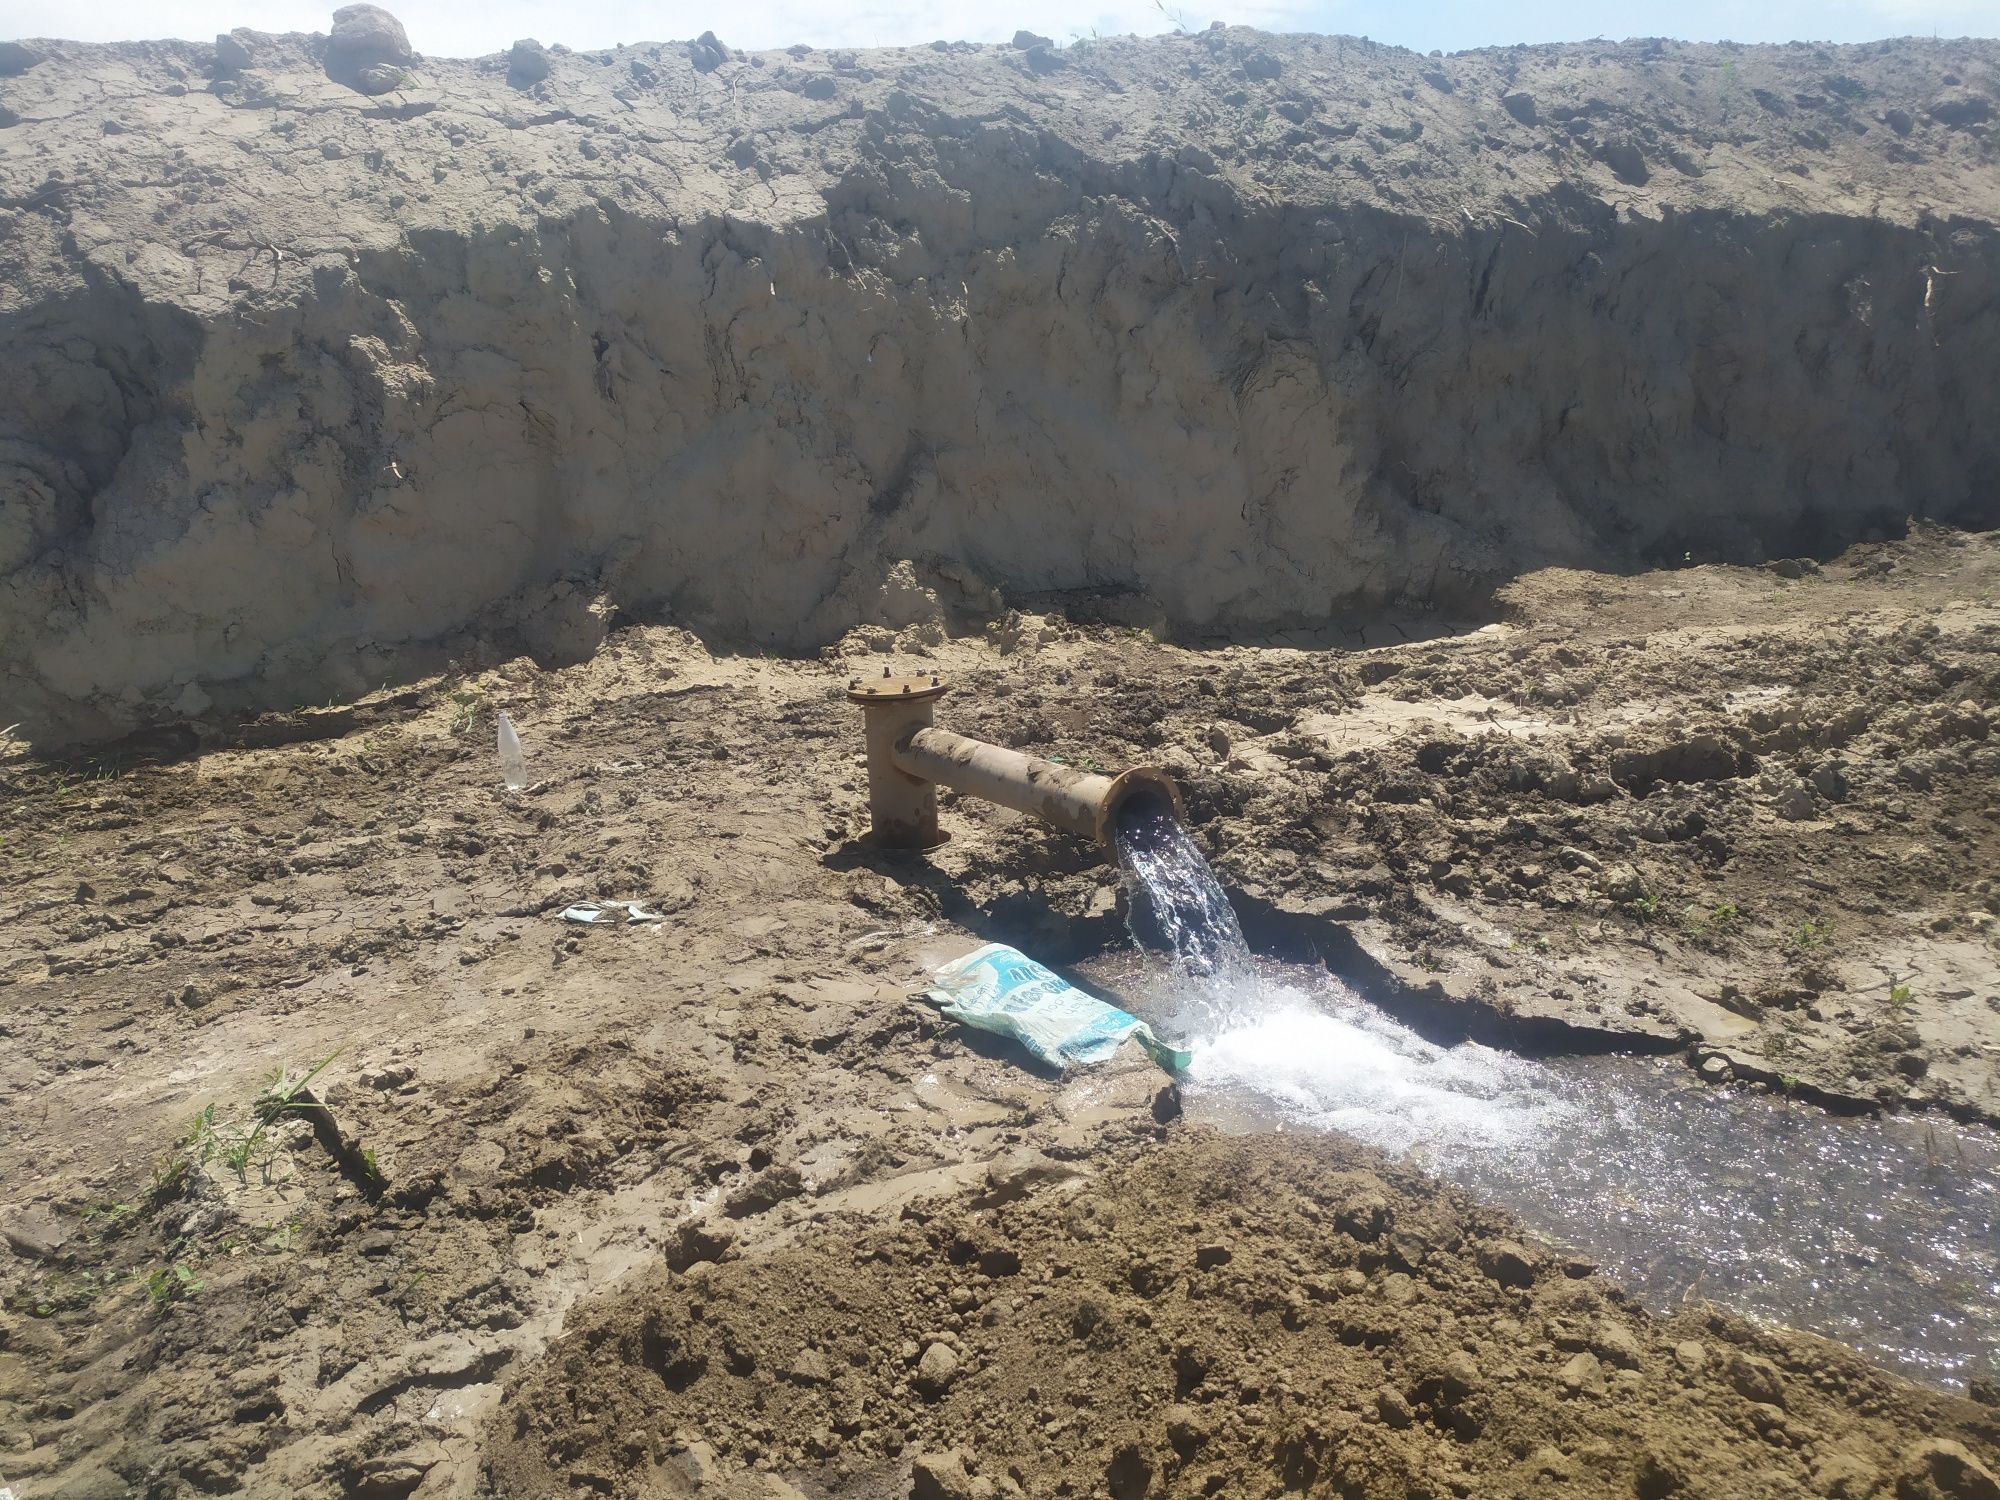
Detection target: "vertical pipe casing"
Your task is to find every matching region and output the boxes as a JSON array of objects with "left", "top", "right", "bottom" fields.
[{"left": 848, "top": 674, "right": 951, "bottom": 848}]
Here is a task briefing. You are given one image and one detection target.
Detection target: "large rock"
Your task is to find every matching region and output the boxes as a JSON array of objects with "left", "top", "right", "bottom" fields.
[
  {"left": 213, "top": 30, "right": 256, "bottom": 71},
  {"left": 327, "top": 4, "right": 412, "bottom": 66},
  {"left": 508, "top": 38, "right": 550, "bottom": 85},
  {"left": 686, "top": 31, "right": 727, "bottom": 72},
  {"left": 0, "top": 39, "right": 45, "bottom": 74}
]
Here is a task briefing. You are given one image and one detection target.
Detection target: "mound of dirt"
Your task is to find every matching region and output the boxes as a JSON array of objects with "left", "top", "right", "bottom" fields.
[
  {"left": 2, "top": 22, "right": 1997, "bottom": 743},
  {"left": 484, "top": 1130, "right": 2000, "bottom": 1499}
]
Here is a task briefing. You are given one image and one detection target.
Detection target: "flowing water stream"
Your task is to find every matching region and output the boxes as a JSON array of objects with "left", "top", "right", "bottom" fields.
[{"left": 1107, "top": 802, "right": 2000, "bottom": 1387}]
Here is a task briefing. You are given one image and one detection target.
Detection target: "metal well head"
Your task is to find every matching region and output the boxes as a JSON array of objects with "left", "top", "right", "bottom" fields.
[{"left": 846, "top": 672, "right": 949, "bottom": 706}]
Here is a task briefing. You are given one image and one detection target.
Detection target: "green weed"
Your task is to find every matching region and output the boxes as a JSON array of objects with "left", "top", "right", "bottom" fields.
[
  {"left": 8, "top": 1267, "right": 122, "bottom": 1318},
  {"left": 1048, "top": 752, "right": 1109, "bottom": 774},
  {"left": 447, "top": 685, "right": 488, "bottom": 736},
  {"left": 165, "top": 1047, "right": 347, "bottom": 1188},
  {"left": 146, "top": 1262, "right": 203, "bottom": 1307},
  {"left": 1794, "top": 918, "right": 1834, "bottom": 949},
  {"left": 79, "top": 1200, "right": 136, "bottom": 1241}
]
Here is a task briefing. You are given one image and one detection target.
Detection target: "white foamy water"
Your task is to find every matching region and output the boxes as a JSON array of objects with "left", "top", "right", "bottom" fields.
[
  {"left": 1103, "top": 811, "right": 2000, "bottom": 1385},
  {"left": 1187, "top": 977, "right": 1564, "bottom": 1160},
  {"left": 1083, "top": 951, "right": 2000, "bottom": 1388}
]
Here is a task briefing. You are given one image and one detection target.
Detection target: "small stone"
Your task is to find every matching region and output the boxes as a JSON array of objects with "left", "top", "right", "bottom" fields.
[
  {"left": 1336, "top": 1191, "right": 1391, "bottom": 1242},
  {"left": 1010, "top": 29, "right": 1053, "bottom": 48},
  {"left": 787, "top": 1348, "right": 831, "bottom": 1385},
  {"left": 1438, "top": 1353, "right": 1480, "bottom": 1401},
  {"left": 1591, "top": 1318, "right": 1642, "bottom": 1368},
  {"left": 1673, "top": 1339, "right": 1708, "bottom": 1373},
  {"left": 1376, "top": 1387, "right": 1414, "bottom": 1427},
  {"left": 723, "top": 1164, "right": 803, "bottom": 1218},
  {"left": 1699, "top": 1055, "right": 1733, "bottom": 1081},
  {"left": 1558, "top": 1351, "right": 1606, "bottom": 1396},
  {"left": 949, "top": 1286, "right": 979, "bottom": 1313},
  {"left": 1600, "top": 861, "right": 1645, "bottom": 900},
  {"left": 1476, "top": 1239, "right": 1535, "bottom": 1288},
  {"left": 355, "top": 62, "right": 405, "bottom": 93},
  {"left": 912, "top": 1448, "right": 996, "bottom": 1500},
  {"left": 1814, "top": 1449, "right": 1881, "bottom": 1500},
  {"left": 1527, "top": 1445, "right": 1573, "bottom": 1477},
  {"left": 913, "top": 1341, "right": 959, "bottom": 1397},
  {"left": 1722, "top": 1351, "right": 1786, "bottom": 1408},
  {"left": 177, "top": 983, "right": 208, "bottom": 1009},
  {"left": 1898, "top": 1439, "right": 1999, "bottom": 1500},
  {"left": 664, "top": 1219, "right": 734, "bottom": 1271},
  {"left": 1164, "top": 1402, "right": 1209, "bottom": 1454},
  {"left": 1501, "top": 89, "right": 1539, "bottom": 124},
  {"left": 3, "top": 1210, "right": 70, "bottom": 1261}
]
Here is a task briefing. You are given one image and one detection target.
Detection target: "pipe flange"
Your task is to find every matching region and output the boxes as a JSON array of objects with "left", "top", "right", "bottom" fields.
[
  {"left": 847, "top": 672, "right": 950, "bottom": 705},
  {"left": 1095, "top": 765, "right": 1186, "bottom": 849}
]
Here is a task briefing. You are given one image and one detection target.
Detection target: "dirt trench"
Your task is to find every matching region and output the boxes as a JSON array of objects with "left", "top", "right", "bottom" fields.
[
  {"left": 2, "top": 29, "right": 1998, "bottom": 743},
  {"left": 1, "top": 530, "right": 1996, "bottom": 1498}
]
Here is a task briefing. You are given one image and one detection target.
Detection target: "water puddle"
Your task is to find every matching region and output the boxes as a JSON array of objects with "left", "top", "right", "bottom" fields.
[{"left": 1103, "top": 802, "right": 2000, "bottom": 1387}]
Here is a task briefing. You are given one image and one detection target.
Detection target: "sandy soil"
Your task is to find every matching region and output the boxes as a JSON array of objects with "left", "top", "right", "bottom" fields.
[{"left": 2, "top": 533, "right": 1996, "bottom": 1497}]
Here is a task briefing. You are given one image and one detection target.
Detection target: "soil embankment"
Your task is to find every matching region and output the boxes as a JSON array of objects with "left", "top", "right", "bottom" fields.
[{"left": 2, "top": 26, "right": 1997, "bottom": 742}]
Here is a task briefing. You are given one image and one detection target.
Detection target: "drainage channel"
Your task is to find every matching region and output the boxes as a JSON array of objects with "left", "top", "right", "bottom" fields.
[{"left": 1081, "top": 948, "right": 2000, "bottom": 1390}]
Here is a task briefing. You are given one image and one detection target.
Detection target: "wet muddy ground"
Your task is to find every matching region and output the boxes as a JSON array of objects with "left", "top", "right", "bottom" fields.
[{"left": 1, "top": 529, "right": 1997, "bottom": 1497}]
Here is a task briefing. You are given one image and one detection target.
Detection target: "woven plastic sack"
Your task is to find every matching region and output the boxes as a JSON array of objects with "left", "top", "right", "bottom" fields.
[{"left": 926, "top": 943, "right": 1191, "bottom": 1073}]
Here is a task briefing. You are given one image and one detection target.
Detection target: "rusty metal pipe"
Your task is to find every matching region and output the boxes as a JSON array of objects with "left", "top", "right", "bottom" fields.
[
  {"left": 847, "top": 671, "right": 1181, "bottom": 851},
  {"left": 894, "top": 727, "right": 1177, "bottom": 848}
]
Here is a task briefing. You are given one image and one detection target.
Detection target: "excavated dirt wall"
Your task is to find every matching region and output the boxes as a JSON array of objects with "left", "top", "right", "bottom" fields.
[{"left": 1, "top": 27, "right": 1997, "bottom": 743}]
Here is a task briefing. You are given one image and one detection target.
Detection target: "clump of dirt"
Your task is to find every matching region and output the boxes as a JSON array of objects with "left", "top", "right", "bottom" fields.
[{"left": 484, "top": 1130, "right": 2000, "bottom": 1499}]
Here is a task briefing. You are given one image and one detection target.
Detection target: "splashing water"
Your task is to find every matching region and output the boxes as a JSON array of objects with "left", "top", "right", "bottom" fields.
[
  {"left": 1093, "top": 807, "right": 2000, "bottom": 1386},
  {"left": 1111, "top": 799, "right": 1255, "bottom": 1035},
  {"left": 1085, "top": 949, "right": 2000, "bottom": 1386}
]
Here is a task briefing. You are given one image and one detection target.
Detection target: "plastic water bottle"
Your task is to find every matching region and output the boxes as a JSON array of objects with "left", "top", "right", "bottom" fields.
[{"left": 497, "top": 711, "right": 529, "bottom": 790}]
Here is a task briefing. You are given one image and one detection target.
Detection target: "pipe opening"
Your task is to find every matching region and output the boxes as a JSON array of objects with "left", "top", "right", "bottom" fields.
[{"left": 1097, "top": 765, "right": 1185, "bottom": 850}]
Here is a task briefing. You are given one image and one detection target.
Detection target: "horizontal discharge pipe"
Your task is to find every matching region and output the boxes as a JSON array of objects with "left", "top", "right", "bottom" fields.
[
  {"left": 893, "top": 727, "right": 1179, "bottom": 849},
  {"left": 846, "top": 672, "right": 1181, "bottom": 850}
]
